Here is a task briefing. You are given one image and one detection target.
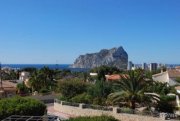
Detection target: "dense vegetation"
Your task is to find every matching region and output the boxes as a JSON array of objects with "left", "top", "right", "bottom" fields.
[
  {"left": 0, "top": 96, "right": 46, "bottom": 120},
  {"left": 56, "top": 67, "right": 178, "bottom": 114},
  {"left": 176, "top": 77, "right": 180, "bottom": 83},
  {"left": 108, "top": 70, "right": 149, "bottom": 110},
  {"left": 1, "top": 69, "right": 19, "bottom": 80},
  {"left": 10, "top": 65, "right": 178, "bottom": 115},
  {"left": 57, "top": 79, "right": 88, "bottom": 100},
  {"left": 16, "top": 82, "right": 30, "bottom": 95},
  {"left": 67, "top": 116, "right": 118, "bottom": 121},
  {"left": 29, "top": 67, "right": 57, "bottom": 92},
  {"left": 18, "top": 67, "right": 88, "bottom": 94},
  {"left": 57, "top": 78, "right": 114, "bottom": 105}
]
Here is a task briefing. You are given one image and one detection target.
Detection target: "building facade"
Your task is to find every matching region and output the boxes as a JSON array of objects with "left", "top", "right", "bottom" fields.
[
  {"left": 142, "top": 63, "right": 148, "bottom": 70},
  {"left": 150, "top": 63, "right": 158, "bottom": 71},
  {"left": 127, "top": 61, "right": 133, "bottom": 70}
]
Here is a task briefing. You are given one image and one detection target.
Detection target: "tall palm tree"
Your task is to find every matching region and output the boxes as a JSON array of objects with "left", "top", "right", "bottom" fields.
[
  {"left": 29, "top": 67, "right": 56, "bottom": 92},
  {"left": 39, "top": 67, "right": 55, "bottom": 87},
  {"left": 29, "top": 71, "right": 42, "bottom": 92},
  {"left": 108, "top": 70, "right": 148, "bottom": 110},
  {"left": 146, "top": 81, "right": 176, "bottom": 95}
]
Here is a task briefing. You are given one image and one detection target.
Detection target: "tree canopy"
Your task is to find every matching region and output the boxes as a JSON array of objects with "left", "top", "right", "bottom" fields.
[{"left": 108, "top": 70, "right": 149, "bottom": 110}]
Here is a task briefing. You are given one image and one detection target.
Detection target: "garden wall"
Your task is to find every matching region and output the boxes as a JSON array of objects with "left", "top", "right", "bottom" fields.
[{"left": 54, "top": 100, "right": 165, "bottom": 121}]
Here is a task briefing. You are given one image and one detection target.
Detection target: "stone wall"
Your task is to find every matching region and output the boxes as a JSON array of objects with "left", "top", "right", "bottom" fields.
[{"left": 54, "top": 102, "right": 165, "bottom": 121}]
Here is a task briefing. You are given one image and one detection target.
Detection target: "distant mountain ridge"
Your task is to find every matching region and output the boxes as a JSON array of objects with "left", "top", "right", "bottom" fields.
[{"left": 72, "top": 46, "right": 128, "bottom": 69}]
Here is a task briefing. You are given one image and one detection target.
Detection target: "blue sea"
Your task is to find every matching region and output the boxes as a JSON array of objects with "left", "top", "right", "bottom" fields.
[
  {"left": 1, "top": 64, "right": 89, "bottom": 72},
  {"left": 2, "top": 64, "right": 179, "bottom": 72}
]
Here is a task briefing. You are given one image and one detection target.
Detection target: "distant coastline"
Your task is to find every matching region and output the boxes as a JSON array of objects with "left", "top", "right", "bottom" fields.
[
  {"left": 1, "top": 64, "right": 89, "bottom": 72},
  {"left": 1, "top": 64, "right": 180, "bottom": 72}
]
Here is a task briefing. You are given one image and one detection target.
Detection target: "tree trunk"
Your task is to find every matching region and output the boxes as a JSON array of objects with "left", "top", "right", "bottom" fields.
[{"left": 131, "top": 100, "right": 136, "bottom": 114}]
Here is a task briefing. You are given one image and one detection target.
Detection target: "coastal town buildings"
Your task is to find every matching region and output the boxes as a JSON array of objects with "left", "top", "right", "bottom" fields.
[
  {"left": 142, "top": 63, "right": 148, "bottom": 70},
  {"left": 150, "top": 63, "right": 158, "bottom": 71},
  {"left": 127, "top": 61, "right": 133, "bottom": 70}
]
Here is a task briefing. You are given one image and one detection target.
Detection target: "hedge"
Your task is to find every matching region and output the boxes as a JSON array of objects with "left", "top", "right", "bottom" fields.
[
  {"left": 0, "top": 96, "right": 46, "bottom": 120},
  {"left": 67, "top": 116, "right": 118, "bottom": 121}
]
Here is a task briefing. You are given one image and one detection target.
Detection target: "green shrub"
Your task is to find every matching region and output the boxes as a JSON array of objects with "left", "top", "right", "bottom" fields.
[
  {"left": 0, "top": 96, "right": 46, "bottom": 120},
  {"left": 156, "top": 95, "right": 176, "bottom": 113},
  {"left": 176, "top": 77, "right": 180, "bottom": 83},
  {"left": 39, "top": 88, "right": 50, "bottom": 94},
  {"left": 120, "top": 108, "right": 134, "bottom": 114},
  {"left": 93, "top": 97, "right": 107, "bottom": 105},
  {"left": 71, "top": 93, "right": 93, "bottom": 104},
  {"left": 16, "top": 83, "right": 30, "bottom": 94},
  {"left": 88, "top": 81, "right": 113, "bottom": 99},
  {"left": 57, "top": 79, "right": 88, "bottom": 99},
  {"left": 57, "top": 95, "right": 69, "bottom": 102},
  {"left": 67, "top": 115, "right": 118, "bottom": 121}
]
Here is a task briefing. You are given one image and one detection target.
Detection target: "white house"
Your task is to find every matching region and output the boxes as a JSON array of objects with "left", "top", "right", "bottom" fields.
[
  {"left": 152, "top": 70, "right": 180, "bottom": 93},
  {"left": 152, "top": 71, "right": 178, "bottom": 86},
  {"left": 152, "top": 70, "right": 180, "bottom": 109},
  {"left": 19, "top": 71, "right": 30, "bottom": 83}
]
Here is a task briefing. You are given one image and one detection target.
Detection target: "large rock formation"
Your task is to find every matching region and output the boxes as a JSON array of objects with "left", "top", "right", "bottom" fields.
[{"left": 72, "top": 46, "right": 128, "bottom": 69}]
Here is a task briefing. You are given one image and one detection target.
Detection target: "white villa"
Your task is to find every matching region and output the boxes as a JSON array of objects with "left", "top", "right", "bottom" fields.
[
  {"left": 90, "top": 73, "right": 98, "bottom": 76},
  {"left": 19, "top": 71, "right": 30, "bottom": 83},
  {"left": 152, "top": 69, "right": 180, "bottom": 109},
  {"left": 152, "top": 71, "right": 178, "bottom": 86}
]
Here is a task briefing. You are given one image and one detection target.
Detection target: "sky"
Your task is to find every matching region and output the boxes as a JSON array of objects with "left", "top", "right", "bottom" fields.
[{"left": 0, "top": 0, "right": 179, "bottom": 64}]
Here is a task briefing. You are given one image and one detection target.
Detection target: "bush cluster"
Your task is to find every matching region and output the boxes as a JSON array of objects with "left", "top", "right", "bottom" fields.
[
  {"left": 0, "top": 97, "right": 46, "bottom": 120},
  {"left": 58, "top": 79, "right": 113, "bottom": 105},
  {"left": 39, "top": 88, "right": 50, "bottom": 94},
  {"left": 67, "top": 116, "right": 118, "bottom": 121},
  {"left": 57, "top": 68, "right": 178, "bottom": 114},
  {"left": 57, "top": 79, "right": 88, "bottom": 99},
  {"left": 71, "top": 93, "right": 93, "bottom": 104}
]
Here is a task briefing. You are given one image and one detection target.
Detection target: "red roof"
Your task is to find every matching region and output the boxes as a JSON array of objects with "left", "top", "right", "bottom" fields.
[
  {"left": 175, "top": 86, "right": 180, "bottom": 91},
  {"left": 168, "top": 70, "right": 180, "bottom": 78},
  {"left": 106, "top": 74, "right": 128, "bottom": 81}
]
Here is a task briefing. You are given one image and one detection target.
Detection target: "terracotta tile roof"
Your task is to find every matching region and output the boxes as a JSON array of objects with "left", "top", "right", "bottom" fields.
[
  {"left": 175, "top": 66, "right": 180, "bottom": 70},
  {"left": 106, "top": 74, "right": 128, "bottom": 81},
  {"left": 0, "top": 81, "right": 17, "bottom": 92},
  {"left": 168, "top": 70, "right": 180, "bottom": 78},
  {"left": 175, "top": 86, "right": 180, "bottom": 90},
  {"left": 2, "top": 81, "right": 17, "bottom": 88}
]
